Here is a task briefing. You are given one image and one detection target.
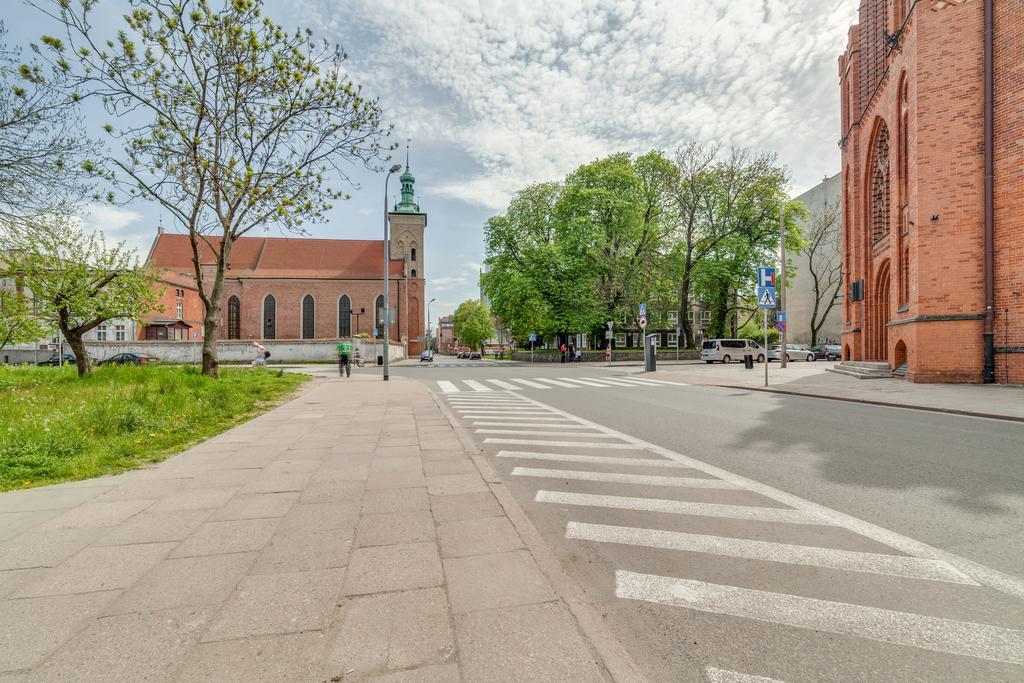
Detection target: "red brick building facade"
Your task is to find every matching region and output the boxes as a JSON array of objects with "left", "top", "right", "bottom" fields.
[
  {"left": 138, "top": 270, "right": 206, "bottom": 341},
  {"left": 839, "top": 0, "right": 1023, "bottom": 383},
  {"left": 145, "top": 169, "right": 428, "bottom": 355}
]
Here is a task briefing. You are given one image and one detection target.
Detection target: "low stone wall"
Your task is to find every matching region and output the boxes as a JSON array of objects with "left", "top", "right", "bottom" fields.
[
  {"left": 511, "top": 349, "right": 699, "bottom": 363},
  {"left": 75, "top": 339, "right": 405, "bottom": 364}
]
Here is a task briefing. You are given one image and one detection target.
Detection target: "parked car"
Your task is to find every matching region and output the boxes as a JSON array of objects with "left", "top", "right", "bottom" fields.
[
  {"left": 811, "top": 344, "right": 841, "bottom": 361},
  {"left": 700, "top": 339, "right": 765, "bottom": 364},
  {"left": 768, "top": 344, "right": 815, "bottom": 362},
  {"left": 36, "top": 354, "right": 79, "bottom": 366},
  {"left": 469, "top": 351, "right": 481, "bottom": 360},
  {"left": 99, "top": 352, "right": 160, "bottom": 366},
  {"left": 419, "top": 350, "right": 434, "bottom": 362}
]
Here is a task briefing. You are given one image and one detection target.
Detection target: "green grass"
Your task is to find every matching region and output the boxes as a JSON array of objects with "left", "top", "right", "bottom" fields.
[{"left": 0, "top": 365, "right": 308, "bottom": 491}]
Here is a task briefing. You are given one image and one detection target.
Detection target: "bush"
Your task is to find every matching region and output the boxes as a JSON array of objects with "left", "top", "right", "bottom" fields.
[
  {"left": 0, "top": 365, "right": 307, "bottom": 490},
  {"left": 738, "top": 320, "right": 780, "bottom": 346}
]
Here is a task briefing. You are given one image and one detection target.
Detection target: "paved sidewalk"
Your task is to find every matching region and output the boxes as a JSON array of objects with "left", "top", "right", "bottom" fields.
[
  {"left": 645, "top": 362, "right": 1024, "bottom": 421},
  {"left": 0, "top": 375, "right": 611, "bottom": 681}
]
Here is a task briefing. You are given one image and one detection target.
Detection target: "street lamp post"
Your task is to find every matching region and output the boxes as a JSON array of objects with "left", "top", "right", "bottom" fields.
[
  {"left": 383, "top": 163, "right": 402, "bottom": 381},
  {"left": 426, "top": 297, "right": 436, "bottom": 353}
]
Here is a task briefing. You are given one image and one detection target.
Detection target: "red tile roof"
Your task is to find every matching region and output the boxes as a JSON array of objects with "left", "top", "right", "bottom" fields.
[{"left": 148, "top": 233, "right": 405, "bottom": 279}]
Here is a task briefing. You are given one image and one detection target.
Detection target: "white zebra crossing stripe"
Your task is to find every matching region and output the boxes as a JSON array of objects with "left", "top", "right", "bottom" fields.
[
  {"left": 468, "top": 416, "right": 577, "bottom": 423},
  {"left": 475, "top": 429, "right": 619, "bottom": 438},
  {"left": 436, "top": 381, "right": 459, "bottom": 393},
  {"left": 485, "top": 379, "right": 522, "bottom": 390},
  {"left": 618, "top": 376, "right": 690, "bottom": 386},
  {"left": 502, "top": 452, "right": 694, "bottom": 469},
  {"left": 615, "top": 571, "right": 1024, "bottom": 664},
  {"left": 534, "top": 490, "right": 828, "bottom": 525},
  {"left": 569, "top": 522, "right": 976, "bottom": 585},
  {"left": 474, "top": 422, "right": 594, "bottom": 429},
  {"left": 487, "top": 438, "right": 643, "bottom": 450},
  {"left": 557, "top": 377, "right": 618, "bottom": 387},
  {"left": 511, "top": 467, "right": 736, "bottom": 488},
  {"left": 705, "top": 667, "right": 785, "bottom": 683},
  {"left": 462, "top": 380, "right": 493, "bottom": 392},
  {"left": 510, "top": 378, "right": 552, "bottom": 389},
  {"left": 532, "top": 377, "right": 583, "bottom": 388}
]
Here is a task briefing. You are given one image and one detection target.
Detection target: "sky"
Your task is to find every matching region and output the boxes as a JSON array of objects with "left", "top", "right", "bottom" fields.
[{"left": 5, "top": 0, "right": 859, "bottom": 322}]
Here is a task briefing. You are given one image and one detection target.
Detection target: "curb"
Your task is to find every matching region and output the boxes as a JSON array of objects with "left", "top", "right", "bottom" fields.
[
  {"left": 429, "top": 390, "right": 646, "bottom": 683},
  {"left": 715, "top": 384, "right": 1024, "bottom": 423}
]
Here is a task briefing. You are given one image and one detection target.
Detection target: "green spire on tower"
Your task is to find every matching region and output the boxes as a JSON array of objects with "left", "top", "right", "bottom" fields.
[{"left": 394, "top": 141, "right": 420, "bottom": 213}]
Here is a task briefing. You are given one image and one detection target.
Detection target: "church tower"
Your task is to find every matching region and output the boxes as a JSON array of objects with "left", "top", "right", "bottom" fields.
[{"left": 388, "top": 143, "right": 426, "bottom": 355}]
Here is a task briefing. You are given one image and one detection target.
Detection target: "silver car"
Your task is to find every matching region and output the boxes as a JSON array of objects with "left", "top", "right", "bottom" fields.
[{"left": 768, "top": 344, "right": 816, "bottom": 362}]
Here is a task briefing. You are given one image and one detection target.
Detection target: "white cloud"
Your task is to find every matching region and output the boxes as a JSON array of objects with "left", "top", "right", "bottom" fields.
[
  {"left": 80, "top": 203, "right": 144, "bottom": 236},
  {"left": 429, "top": 275, "right": 469, "bottom": 291},
  {"left": 296, "top": 0, "right": 857, "bottom": 209}
]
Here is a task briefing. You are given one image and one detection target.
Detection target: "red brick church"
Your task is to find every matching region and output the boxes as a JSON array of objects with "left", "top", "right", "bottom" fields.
[
  {"left": 839, "top": 0, "right": 1022, "bottom": 383},
  {"left": 145, "top": 166, "right": 427, "bottom": 355}
]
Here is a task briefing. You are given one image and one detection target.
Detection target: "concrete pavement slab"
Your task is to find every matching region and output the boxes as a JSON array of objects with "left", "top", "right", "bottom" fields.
[
  {"left": 370, "top": 456, "right": 423, "bottom": 473},
  {"left": 325, "top": 587, "right": 454, "bottom": 677},
  {"left": 105, "top": 552, "right": 256, "bottom": 614},
  {"left": 184, "top": 468, "right": 262, "bottom": 488},
  {"left": 299, "top": 480, "right": 363, "bottom": 503},
  {"left": 35, "top": 499, "right": 153, "bottom": 531},
  {"left": 0, "top": 569, "right": 39, "bottom": 600},
  {"left": 174, "top": 632, "right": 329, "bottom": 683},
  {"left": 0, "top": 527, "right": 109, "bottom": 570},
  {"left": 149, "top": 486, "right": 240, "bottom": 512},
  {"left": 201, "top": 567, "right": 345, "bottom": 642},
  {"left": 356, "top": 511, "right": 436, "bottom": 547},
  {"left": 437, "top": 517, "right": 524, "bottom": 558},
  {"left": 361, "top": 488, "right": 430, "bottom": 514},
  {"left": 365, "top": 469, "right": 426, "bottom": 490},
  {"left": 13, "top": 542, "right": 175, "bottom": 598},
  {"left": 169, "top": 517, "right": 280, "bottom": 558},
  {"left": 209, "top": 492, "right": 299, "bottom": 521},
  {"left": 0, "top": 591, "right": 119, "bottom": 672},
  {"left": 93, "top": 478, "right": 189, "bottom": 502},
  {"left": 422, "top": 458, "right": 477, "bottom": 477},
  {"left": 277, "top": 501, "right": 360, "bottom": 533},
  {"left": 0, "top": 511, "right": 63, "bottom": 542},
  {"left": 455, "top": 602, "right": 603, "bottom": 683},
  {"left": 251, "top": 526, "right": 353, "bottom": 574},
  {"left": 94, "top": 509, "right": 213, "bottom": 546},
  {"left": 311, "top": 463, "right": 371, "bottom": 483},
  {"left": 26, "top": 606, "right": 212, "bottom": 682},
  {"left": 425, "top": 473, "right": 488, "bottom": 496},
  {"left": 443, "top": 550, "right": 555, "bottom": 614},
  {"left": 0, "top": 487, "right": 111, "bottom": 514},
  {"left": 429, "top": 492, "right": 504, "bottom": 524},
  {"left": 420, "top": 449, "right": 465, "bottom": 462},
  {"left": 344, "top": 543, "right": 443, "bottom": 596},
  {"left": 365, "top": 664, "right": 461, "bottom": 683}
]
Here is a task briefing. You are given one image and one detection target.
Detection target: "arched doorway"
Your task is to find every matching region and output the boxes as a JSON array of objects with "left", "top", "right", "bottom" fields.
[
  {"left": 227, "top": 296, "right": 241, "bottom": 339},
  {"left": 263, "top": 295, "right": 276, "bottom": 340},
  {"left": 338, "top": 295, "right": 352, "bottom": 338},
  {"left": 893, "top": 339, "right": 907, "bottom": 370},
  {"left": 871, "top": 262, "right": 891, "bottom": 361}
]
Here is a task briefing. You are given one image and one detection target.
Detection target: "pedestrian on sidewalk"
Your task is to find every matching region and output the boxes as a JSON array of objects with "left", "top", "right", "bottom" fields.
[
  {"left": 560, "top": 342, "right": 567, "bottom": 363},
  {"left": 251, "top": 341, "right": 269, "bottom": 368},
  {"left": 336, "top": 339, "right": 353, "bottom": 377}
]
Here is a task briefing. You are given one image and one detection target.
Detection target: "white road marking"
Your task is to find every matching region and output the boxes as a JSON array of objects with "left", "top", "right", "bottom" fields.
[
  {"left": 436, "top": 381, "right": 460, "bottom": 393},
  {"left": 458, "top": 409, "right": 553, "bottom": 415},
  {"left": 462, "top": 380, "right": 493, "bottom": 392},
  {"left": 476, "top": 429, "right": 620, "bottom": 438},
  {"left": 512, "top": 467, "right": 736, "bottom": 489},
  {"left": 461, "top": 414, "right": 570, "bottom": 420},
  {"left": 484, "top": 379, "right": 522, "bottom": 390},
  {"left": 447, "top": 400, "right": 524, "bottom": 407},
  {"left": 621, "top": 376, "right": 690, "bottom": 387},
  {"left": 487, "top": 438, "right": 643, "bottom": 450},
  {"left": 533, "top": 377, "right": 585, "bottom": 388},
  {"left": 467, "top": 416, "right": 576, "bottom": 423},
  {"left": 502, "top": 452, "right": 693, "bottom": 469},
  {"left": 474, "top": 422, "right": 594, "bottom": 429},
  {"left": 557, "top": 377, "right": 618, "bottom": 387},
  {"left": 510, "top": 378, "right": 552, "bottom": 389},
  {"left": 584, "top": 376, "right": 643, "bottom": 387},
  {"left": 616, "top": 571, "right": 1024, "bottom": 664},
  {"left": 705, "top": 666, "right": 785, "bottom": 683},
  {"left": 534, "top": 491, "right": 829, "bottom": 525},
  {"left": 506, "top": 394, "right": 1024, "bottom": 601},
  {"left": 569, "top": 522, "right": 976, "bottom": 585}
]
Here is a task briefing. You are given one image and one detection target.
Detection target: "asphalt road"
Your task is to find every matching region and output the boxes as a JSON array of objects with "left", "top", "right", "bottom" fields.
[{"left": 392, "top": 357, "right": 1024, "bottom": 681}]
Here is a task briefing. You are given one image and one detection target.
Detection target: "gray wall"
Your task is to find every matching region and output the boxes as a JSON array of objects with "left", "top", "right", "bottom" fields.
[{"left": 788, "top": 173, "right": 843, "bottom": 345}]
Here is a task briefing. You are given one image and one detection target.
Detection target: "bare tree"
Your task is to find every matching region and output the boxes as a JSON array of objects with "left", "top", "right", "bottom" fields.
[
  {"left": 801, "top": 197, "right": 843, "bottom": 345},
  {"left": 30, "top": 0, "right": 392, "bottom": 376},
  {"left": 0, "top": 23, "right": 95, "bottom": 222}
]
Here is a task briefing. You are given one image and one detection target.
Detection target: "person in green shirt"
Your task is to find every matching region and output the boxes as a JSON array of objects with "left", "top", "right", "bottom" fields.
[{"left": 336, "top": 339, "right": 353, "bottom": 377}]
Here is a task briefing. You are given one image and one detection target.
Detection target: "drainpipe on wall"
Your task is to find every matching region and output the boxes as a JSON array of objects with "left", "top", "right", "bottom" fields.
[{"left": 982, "top": 0, "right": 996, "bottom": 383}]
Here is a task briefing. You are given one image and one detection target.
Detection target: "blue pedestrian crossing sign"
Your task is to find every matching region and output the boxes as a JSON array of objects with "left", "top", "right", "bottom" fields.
[{"left": 757, "top": 286, "right": 777, "bottom": 308}]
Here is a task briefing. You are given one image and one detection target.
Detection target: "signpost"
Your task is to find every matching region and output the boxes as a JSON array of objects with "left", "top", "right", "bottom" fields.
[
  {"left": 528, "top": 333, "right": 537, "bottom": 363},
  {"left": 757, "top": 267, "right": 777, "bottom": 387},
  {"left": 638, "top": 303, "right": 647, "bottom": 331}
]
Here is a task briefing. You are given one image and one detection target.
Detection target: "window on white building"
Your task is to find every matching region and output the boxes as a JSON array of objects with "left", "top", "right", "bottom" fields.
[
  {"left": 687, "top": 310, "right": 694, "bottom": 322},
  {"left": 176, "top": 301, "right": 183, "bottom": 319},
  {"left": 668, "top": 332, "right": 678, "bottom": 347},
  {"left": 701, "top": 310, "right": 712, "bottom": 323},
  {"left": 114, "top": 324, "right": 126, "bottom": 341},
  {"left": 614, "top": 333, "right": 626, "bottom": 347},
  {"left": 96, "top": 324, "right": 108, "bottom": 341},
  {"left": 632, "top": 332, "right": 641, "bottom": 347}
]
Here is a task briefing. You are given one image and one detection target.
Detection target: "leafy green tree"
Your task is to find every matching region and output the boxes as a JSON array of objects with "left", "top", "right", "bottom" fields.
[
  {"left": 2, "top": 215, "right": 161, "bottom": 377},
  {"left": 450, "top": 299, "right": 495, "bottom": 352},
  {"left": 0, "top": 24, "right": 95, "bottom": 223},
  {"left": 29, "top": 0, "right": 392, "bottom": 377},
  {"left": 0, "top": 282, "right": 50, "bottom": 352}
]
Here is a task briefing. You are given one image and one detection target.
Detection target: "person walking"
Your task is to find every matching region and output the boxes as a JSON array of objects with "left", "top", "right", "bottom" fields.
[
  {"left": 252, "top": 341, "right": 269, "bottom": 368},
  {"left": 336, "top": 338, "right": 353, "bottom": 377},
  {"left": 560, "top": 341, "right": 567, "bottom": 363}
]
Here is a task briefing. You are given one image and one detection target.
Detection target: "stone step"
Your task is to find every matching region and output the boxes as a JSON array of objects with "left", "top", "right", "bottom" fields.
[
  {"left": 840, "top": 361, "right": 892, "bottom": 370},
  {"left": 827, "top": 365, "right": 892, "bottom": 380}
]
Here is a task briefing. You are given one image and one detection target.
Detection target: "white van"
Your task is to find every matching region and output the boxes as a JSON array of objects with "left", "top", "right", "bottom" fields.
[{"left": 700, "top": 339, "right": 765, "bottom": 364}]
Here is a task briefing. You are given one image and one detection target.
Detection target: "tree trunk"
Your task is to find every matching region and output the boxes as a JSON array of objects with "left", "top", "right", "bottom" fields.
[
  {"left": 679, "top": 281, "right": 693, "bottom": 349},
  {"left": 64, "top": 330, "right": 91, "bottom": 377},
  {"left": 201, "top": 308, "right": 219, "bottom": 378}
]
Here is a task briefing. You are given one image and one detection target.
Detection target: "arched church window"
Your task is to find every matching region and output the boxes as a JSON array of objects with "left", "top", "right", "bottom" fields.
[
  {"left": 338, "top": 295, "right": 352, "bottom": 337},
  {"left": 870, "top": 121, "right": 891, "bottom": 243},
  {"left": 263, "top": 295, "right": 276, "bottom": 340},
  {"left": 227, "top": 296, "right": 240, "bottom": 339},
  {"left": 411, "top": 270, "right": 417, "bottom": 278},
  {"left": 411, "top": 247, "right": 416, "bottom": 262},
  {"left": 302, "top": 295, "right": 315, "bottom": 339}
]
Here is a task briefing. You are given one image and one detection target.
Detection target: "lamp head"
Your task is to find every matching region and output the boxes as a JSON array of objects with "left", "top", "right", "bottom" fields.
[{"left": 389, "top": 164, "right": 403, "bottom": 173}]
